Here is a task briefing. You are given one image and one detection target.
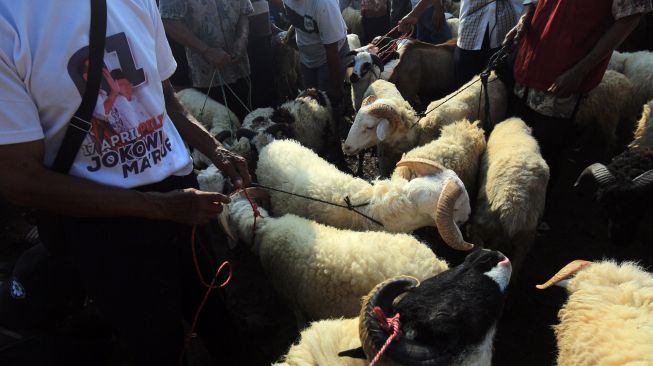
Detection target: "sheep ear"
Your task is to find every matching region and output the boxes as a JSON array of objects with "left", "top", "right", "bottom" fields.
[
  {"left": 362, "top": 95, "right": 377, "bottom": 107},
  {"left": 217, "top": 206, "right": 239, "bottom": 249},
  {"left": 376, "top": 120, "right": 389, "bottom": 141}
]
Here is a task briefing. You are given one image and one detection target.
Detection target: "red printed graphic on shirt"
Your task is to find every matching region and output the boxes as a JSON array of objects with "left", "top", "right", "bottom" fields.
[{"left": 67, "top": 32, "right": 173, "bottom": 179}]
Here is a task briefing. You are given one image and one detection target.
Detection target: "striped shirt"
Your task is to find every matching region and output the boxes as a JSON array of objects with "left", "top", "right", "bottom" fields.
[{"left": 457, "top": 0, "right": 523, "bottom": 50}]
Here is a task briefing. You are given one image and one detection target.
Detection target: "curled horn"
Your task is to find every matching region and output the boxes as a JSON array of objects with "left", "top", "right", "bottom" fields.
[
  {"left": 536, "top": 260, "right": 592, "bottom": 289},
  {"left": 361, "top": 95, "right": 378, "bottom": 107},
  {"left": 367, "top": 104, "right": 402, "bottom": 127},
  {"left": 359, "top": 276, "right": 421, "bottom": 365},
  {"left": 633, "top": 169, "right": 653, "bottom": 188},
  {"left": 574, "top": 163, "right": 616, "bottom": 192},
  {"left": 370, "top": 54, "right": 384, "bottom": 73},
  {"left": 395, "top": 158, "right": 445, "bottom": 180},
  {"left": 435, "top": 180, "right": 474, "bottom": 251}
]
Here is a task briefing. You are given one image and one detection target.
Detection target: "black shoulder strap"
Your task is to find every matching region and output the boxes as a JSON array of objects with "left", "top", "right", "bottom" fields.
[{"left": 51, "top": 0, "right": 107, "bottom": 174}]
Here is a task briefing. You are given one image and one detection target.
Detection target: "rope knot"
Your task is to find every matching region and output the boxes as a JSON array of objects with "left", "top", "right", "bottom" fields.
[{"left": 369, "top": 306, "right": 402, "bottom": 366}]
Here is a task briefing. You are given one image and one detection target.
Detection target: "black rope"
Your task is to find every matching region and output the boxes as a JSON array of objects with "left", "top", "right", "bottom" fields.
[{"left": 250, "top": 183, "right": 385, "bottom": 227}]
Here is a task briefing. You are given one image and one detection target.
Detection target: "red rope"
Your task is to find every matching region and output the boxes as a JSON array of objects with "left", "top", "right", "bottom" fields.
[
  {"left": 179, "top": 224, "right": 233, "bottom": 366},
  {"left": 369, "top": 306, "right": 402, "bottom": 366}
]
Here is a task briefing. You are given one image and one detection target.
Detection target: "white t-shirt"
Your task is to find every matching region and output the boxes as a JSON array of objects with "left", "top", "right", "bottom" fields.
[
  {"left": 0, "top": 0, "right": 193, "bottom": 188},
  {"left": 283, "top": 0, "right": 347, "bottom": 68}
]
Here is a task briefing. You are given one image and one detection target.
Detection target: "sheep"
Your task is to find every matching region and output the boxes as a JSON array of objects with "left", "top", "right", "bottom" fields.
[
  {"left": 537, "top": 260, "right": 653, "bottom": 366},
  {"left": 221, "top": 190, "right": 449, "bottom": 323},
  {"left": 236, "top": 88, "right": 334, "bottom": 156},
  {"left": 388, "top": 39, "right": 457, "bottom": 107},
  {"left": 608, "top": 50, "right": 653, "bottom": 107},
  {"left": 177, "top": 88, "right": 241, "bottom": 168},
  {"left": 346, "top": 33, "right": 361, "bottom": 50},
  {"left": 256, "top": 139, "right": 474, "bottom": 250},
  {"left": 574, "top": 70, "right": 638, "bottom": 154},
  {"left": 574, "top": 148, "right": 653, "bottom": 246},
  {"left": 447, "top": 17, "right": 459, "bottom": 38},
  {"left": 348, "top": 51, "right": 401, "bottom": 110},
  {"left": 393, "top": 119, "right": 487, "bottom": 196},
  {"left": 196, "top": 164, "right": 226, "bottom": 193},
  {"left": 275, "top": 249, "right": 512, "bottom": 366},
  {"left": 629, "top": 100, "right": 653, "bottom": 149},
  {"left": 342, "top": 6, "right": 364, "bottom": 41},
  {"left": 467, "top": 118, "right": 549, "bottom": 280},
  {"left": 344, "top": 73, "right": 507, "bottom": 176}
]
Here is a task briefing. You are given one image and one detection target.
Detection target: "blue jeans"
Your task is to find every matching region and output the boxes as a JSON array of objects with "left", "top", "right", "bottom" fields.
[{"left": 416, "top": 6, "right": 452, "bottom": 44}]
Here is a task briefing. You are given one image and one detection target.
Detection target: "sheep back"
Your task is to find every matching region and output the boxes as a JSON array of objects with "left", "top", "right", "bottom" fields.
[
  {"left": 419, "top": 73, "right": 507, "bottom": 147},
  {"left": 629, "top": 100, "right": 653, "bottom": 149},
  {"left": 575, "top": 70, "right": 638, "bottom": 149},
  {"left": 554, "top": 261, "right": 653, "bottom": 366},
  {"left": 470, "top": 118, "right": 549, "bottom": 262},
  {"left": 256, "top": 139, "right": 372, "bottom": 228},
  {"left": 274, "top": 318, "right": 365, "bottom": 366},
  {"left": 176, "top": 88, "right": 240, "bottom": 134},
  {"left": 393, "top": 119, "right": 486, "bottom": 194},
  {"left": 256, "top": 213, "right": 447, "bottom": 320}
]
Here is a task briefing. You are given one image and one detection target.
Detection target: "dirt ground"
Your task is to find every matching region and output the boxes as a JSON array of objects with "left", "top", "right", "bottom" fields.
[{"left": 1, "top": 125, "right": 652, "bottom": 365}]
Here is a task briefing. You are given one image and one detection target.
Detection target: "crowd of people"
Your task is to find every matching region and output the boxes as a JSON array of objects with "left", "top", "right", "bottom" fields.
[{"left": 0, "top": 0, "right": 651, "bottom": 365}]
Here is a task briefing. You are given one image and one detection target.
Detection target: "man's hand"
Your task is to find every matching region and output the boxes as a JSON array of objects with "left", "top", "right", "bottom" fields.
[
  {"left": 210, "top": 147, "right": 252, "bottom": 189},
  {"left": 202, "top": 47, "right": 231, "bottom": 69},
  {"left": 398, "top": 14, "right": 418, "bottom": 34},
  {"left": 548, "top": 67, "right": 586, "bottom": 97},
  {"left": 503, "top": 4, "right": 535, "bottom": 46},
  {"left": 147, "top": 188, "right": 231, "bottom": 225}
]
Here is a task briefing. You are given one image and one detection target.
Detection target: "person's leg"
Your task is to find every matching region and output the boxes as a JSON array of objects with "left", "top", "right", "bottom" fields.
[
  {"left": 453, "top": 28, "right": 492, "bottom": 88},
  {"left": 248, "top": 5, "right": 276, "bottom": 108},
  {"left": 63, "top": 175, "right": 208, "bottom": 366},
  {"left": 300, "top": 63, "right": 319, "bottom": 91}
]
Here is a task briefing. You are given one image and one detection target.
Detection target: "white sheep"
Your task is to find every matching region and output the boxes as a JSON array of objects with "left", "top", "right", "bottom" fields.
[
  {"left": 629, "top": 99, "right": 653, "bottom": 149},
  {"left": 256, "top": 139, "right": 474, "bottom": 250},
  {"left": 196, "top": 164, "right": 226, "bottom": 193},
  {"left": 349, "top": 51, "right": 401, "bottom": 110},
  {"left": 177, "top": 88, "right": 241, "bottom": 168},
  {"left": 222, "top": 191, "right": 448, "bottom": 322},
  {"left": 608, "top": 50, "right": 653, "bottom": 107},
  {"left": 447, "top": 17, "right": 459, "bottom": 38},
  {"left": 537, "top": 260, "right": 653, "bottom": 366},
  {"left": 467, "top": 118, "right": 549, "bottom": 279},
  {"left": 574, "top": 70, "right": 638, "bottom": 153},
  {"left": 393, "top": 119, "right": 487, "bottom": 196},
  {"left": 344, "top": 73, "right": 506, "bottom": 176}
]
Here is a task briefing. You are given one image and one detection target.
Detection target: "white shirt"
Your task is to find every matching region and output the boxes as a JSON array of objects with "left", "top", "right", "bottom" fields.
[
  {"left": 0, "top": 0, "right": 193, "bottom": 188},
  {"left": 458, "top": 0, "right": 523, "bottom": 50}
]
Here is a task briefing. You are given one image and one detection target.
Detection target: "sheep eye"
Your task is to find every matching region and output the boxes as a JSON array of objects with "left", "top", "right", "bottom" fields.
[{"left": 365, "top": 125, "right": 374, "bottom": 131}]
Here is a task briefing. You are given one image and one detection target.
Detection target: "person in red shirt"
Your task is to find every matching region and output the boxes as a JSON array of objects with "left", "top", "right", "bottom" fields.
[{"left": 504, "top": 0, "right": 650, "bottom": 180}]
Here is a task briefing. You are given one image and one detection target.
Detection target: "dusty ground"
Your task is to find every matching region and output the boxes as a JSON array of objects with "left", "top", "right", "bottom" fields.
[{"left": 1, "top": 125, "right": 652, "bottom": 365}]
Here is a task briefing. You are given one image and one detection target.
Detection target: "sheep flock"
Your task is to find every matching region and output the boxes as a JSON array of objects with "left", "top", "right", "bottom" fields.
[{"left": 173, "top": 42, "right": 653, "bottom": 366}]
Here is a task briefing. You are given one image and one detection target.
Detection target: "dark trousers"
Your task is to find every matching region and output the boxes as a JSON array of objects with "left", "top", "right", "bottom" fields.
[
  {"left": 454, "top": 29, "right": 497, "bottom": 88},
  {"left": 362, "top": 13, "right": 391, "bottom": 45},
  {"left": 248, "top": 34, "right": 277, "bottom": 107},
  {"left": 61, "top": 175, "right": 242, "bottom": 365},
  {"left": 196, "top": 77, "right": 251, "bottom": 121}
]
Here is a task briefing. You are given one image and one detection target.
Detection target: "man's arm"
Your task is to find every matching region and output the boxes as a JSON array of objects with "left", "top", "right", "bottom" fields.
[
  {"left": 398, "top": 0, "right": 442, "bottom": 33},
  {"left": 324, "top": 42, "right": 345, "bottom": 104},
  {"left": 162, "top": 80, "right": 251, "bottom": 187},
  {"left": 503, "top": 2, "right": 537, "bottom": 46},
  {"left": 0, "top": 140, "right": 227, "bottom": 224},
  {"left": 548, "top": 13, "right": 642, "bottom": 96},
  {"left": 161, "top": 19, "right": 231, "bottom": 69}
]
